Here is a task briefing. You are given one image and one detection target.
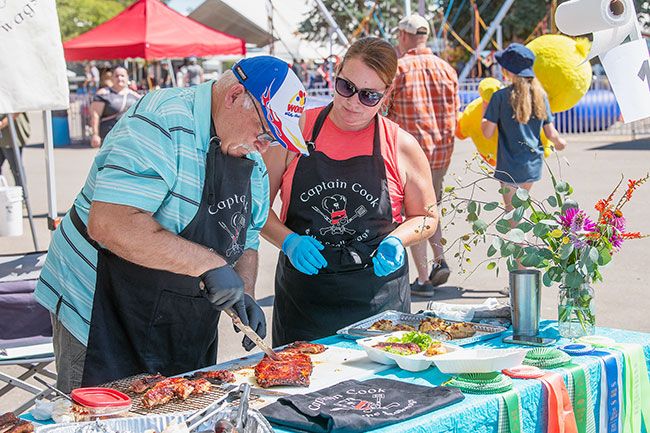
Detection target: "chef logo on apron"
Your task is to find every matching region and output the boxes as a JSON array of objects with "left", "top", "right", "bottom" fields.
[
  {"left": 308, "top": 390, "right": 417, "bottom": 418},
  {"left": 210, "top": 194, "right": 248, "bottom": 258},
  {"left": 311, "top": 194, "right": 367, "bottom": 236}
]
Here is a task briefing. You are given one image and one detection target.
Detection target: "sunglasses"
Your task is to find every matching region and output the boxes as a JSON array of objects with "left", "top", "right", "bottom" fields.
[
  {"left": 335, "top": 77, "right": 385, "bottom": 107},
  {"left": 246, "top": 90, "right": 280, "bottom": 147}
]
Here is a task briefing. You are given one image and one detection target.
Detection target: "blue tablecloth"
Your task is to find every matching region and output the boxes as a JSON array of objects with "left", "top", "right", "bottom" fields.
[{"left": 270, "top": 320, "right": 650, "bottom": 433}]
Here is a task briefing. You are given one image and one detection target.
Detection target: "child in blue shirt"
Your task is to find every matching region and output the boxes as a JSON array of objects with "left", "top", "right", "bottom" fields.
[{"left": 481, "top": 43, "right": 566, "bottom": 210}]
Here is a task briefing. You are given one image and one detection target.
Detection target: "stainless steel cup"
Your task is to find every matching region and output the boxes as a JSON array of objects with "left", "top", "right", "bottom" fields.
[{"left": 509, "top": 270, "right": 541, "bottom": 337}]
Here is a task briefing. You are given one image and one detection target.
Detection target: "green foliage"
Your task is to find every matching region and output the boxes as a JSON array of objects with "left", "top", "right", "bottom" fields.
[
  {"left": 57, "top": 0, "right": 130, "bottom": 40},
  {"left": 56, "top": 0, "right": 172, "bottom": 41}
]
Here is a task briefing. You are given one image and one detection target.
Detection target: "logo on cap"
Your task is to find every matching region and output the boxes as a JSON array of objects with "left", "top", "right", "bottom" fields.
[
  {"left": 286, "top": 90, "right": 306, "bottom": 117},
  {"left": 234, "top": 65, "right": 248, "bottom": 81}
]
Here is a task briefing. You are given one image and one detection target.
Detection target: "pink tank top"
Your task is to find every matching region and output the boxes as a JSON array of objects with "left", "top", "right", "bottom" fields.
[{"left": 280, "top": 107, "right": 405, "bottom": 223}]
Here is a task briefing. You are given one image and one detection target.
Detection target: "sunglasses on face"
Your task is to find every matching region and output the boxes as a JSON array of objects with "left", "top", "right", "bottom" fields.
[
  {"left": 246, "top": 91, "right": 280, "bottom": 146},
  {"left": 335, "top": 77, "right": 385, "bottom": 107}
]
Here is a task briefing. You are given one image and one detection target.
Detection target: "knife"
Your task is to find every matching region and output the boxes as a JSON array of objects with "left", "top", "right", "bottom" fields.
[{"left": 224, "top": 308, "right": 281, "bottom": 361}]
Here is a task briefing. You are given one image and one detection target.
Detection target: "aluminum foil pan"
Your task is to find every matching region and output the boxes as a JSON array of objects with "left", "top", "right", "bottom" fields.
[
  {"left": 336, "top": 310, "right": 507, "bottom": 345},
  {"left": 36, "top": 410, "right": 273, "bottom": 433}
]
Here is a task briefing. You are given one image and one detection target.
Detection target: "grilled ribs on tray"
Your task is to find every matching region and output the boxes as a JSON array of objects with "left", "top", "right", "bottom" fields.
[
  {"left": 141, "top": 377, "right": 211, "bottom": 408},
  {"left": 186, "top": 369, "right": 236, "bottom": 384},
  {"left": 254, "top": 351, "right": 313, "bottom": 388},
  {"left": 129, "top": 373, "right": 165, "bottom": 393},
  {"left": 0, "top": 413, "right": 33, "bottom": 433}
]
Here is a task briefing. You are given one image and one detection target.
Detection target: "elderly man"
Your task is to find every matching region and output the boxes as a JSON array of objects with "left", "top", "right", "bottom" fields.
[
  {"left": 388, "top": 14, "right": 460, "bottom": 296},
  {"left": 34, "top": 56, "right": 308, "bottom": 391}
]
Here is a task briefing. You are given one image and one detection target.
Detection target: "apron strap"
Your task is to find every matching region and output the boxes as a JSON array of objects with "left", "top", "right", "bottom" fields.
[
  {"left": 69, "top": 206, "right": 100, "bottom": 250},
  {"left": 308, "top": 102, "right": 382, "bottom": 157},
  {"left": 308, "top": 102, "right": 333, "bottom": 149}
]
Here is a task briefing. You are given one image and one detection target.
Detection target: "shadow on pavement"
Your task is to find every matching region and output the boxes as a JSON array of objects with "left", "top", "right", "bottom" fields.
[{"left": 589, "top": 138, "right": 650, "bottom": 151}]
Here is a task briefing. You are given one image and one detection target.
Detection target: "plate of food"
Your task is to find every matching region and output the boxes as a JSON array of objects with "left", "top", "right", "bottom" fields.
[
  {"left": 356, "top": 331, "right": 463, "bottom": 372},
  {"left": 337, "top": 310, "right": 507, "bottom": 346}
]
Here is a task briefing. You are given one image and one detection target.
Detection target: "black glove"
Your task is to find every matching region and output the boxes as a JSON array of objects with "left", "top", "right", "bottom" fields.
[
  {"left": 232, "top": 294, "right": 267, "bottom": 351},
  {"left": 201, "top": 265, "right": 244, "bottom": 310}
]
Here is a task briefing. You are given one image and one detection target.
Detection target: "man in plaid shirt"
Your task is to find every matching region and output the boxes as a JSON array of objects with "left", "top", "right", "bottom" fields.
[{"left": 387, "top": 14, "right": 460, "bottom": 296}]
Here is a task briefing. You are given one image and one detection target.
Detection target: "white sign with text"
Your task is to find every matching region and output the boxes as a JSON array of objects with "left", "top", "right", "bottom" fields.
[
  {"left": 600, "top": 39, "right": 650, "bottom": 123},
  {"left": 0, "top": 0, "right": 69, "bottom": 112}
]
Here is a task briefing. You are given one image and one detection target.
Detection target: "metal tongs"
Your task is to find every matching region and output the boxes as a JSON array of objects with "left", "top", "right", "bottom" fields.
[
  {"left": 185, "top": 388, "right": 238, "bottom": 432},
  {"left": 185, "top": 384, "right": 251, "bottom": 432}
]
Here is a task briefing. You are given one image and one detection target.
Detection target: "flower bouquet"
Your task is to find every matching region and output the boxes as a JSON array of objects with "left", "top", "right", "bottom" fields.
[{"left": 442, "top": 159, "right": 647, "bottom": 338}]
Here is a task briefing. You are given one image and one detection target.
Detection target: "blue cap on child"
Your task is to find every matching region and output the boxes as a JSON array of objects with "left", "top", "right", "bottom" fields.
[{"left": 495, "top": 43, "right": 536, "bottom": 78}]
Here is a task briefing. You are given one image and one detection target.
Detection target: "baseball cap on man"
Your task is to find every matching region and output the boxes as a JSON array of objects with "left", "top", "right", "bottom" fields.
[
  {"left": 495, "top": 43, "right": 536, "bottom": 78},
  {"left": 398, "top": 14, "right": 430, "bottom": 35},
  {"left": 232, "top": 56, "right": 308, "bottom": 155}
]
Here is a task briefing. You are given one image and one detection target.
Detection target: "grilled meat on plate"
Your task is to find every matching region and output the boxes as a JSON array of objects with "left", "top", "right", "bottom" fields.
[
  {"left": 283, "top": 341, "right": 327, "bottom": 354},
  {"left": 255, "top": 352, "right": 313, "bottom": 388}
]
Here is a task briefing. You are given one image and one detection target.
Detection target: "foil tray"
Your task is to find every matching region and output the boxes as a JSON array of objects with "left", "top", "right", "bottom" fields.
[{"left": 336, "top": 310, "right": 507, "bottom": 345}]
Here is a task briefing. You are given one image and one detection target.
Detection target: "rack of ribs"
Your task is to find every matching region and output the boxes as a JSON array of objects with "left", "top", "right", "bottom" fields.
[
  {"left": 254, "top": 351, "right": 313, "bottom": 388},
  {"left": 283, "top": 341, "right": 327, "bottom": 354},
  {"left": 141, "top": 377, "right": 211, "bottom": 408},
  {"left": 129, "top": 374, "right": 166, "bottom": 393}
]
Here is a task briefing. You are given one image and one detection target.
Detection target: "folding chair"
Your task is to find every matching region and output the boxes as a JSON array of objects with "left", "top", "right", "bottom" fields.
[{"left": 0, "top": 251, "right": 56, "bottom": 414}]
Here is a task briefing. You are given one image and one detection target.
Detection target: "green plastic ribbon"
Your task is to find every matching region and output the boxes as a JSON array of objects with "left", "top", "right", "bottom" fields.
[
  {"left": 498, "top": 390, "right": 523, "bottom": 433},
  {"left": 562, "top": 362, "right": 596, "bottom": 433},
  {"left": 445, "top": 373, "right": 521, "bottom": 433},
  {"left": 523, "top": 347, "right": 572, "bottom": 369},
  {"left": 578, "top": 336, "right": 650, "bottom": 433}
]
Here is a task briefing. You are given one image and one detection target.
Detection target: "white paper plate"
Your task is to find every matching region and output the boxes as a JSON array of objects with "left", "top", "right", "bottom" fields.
[
  {"left": 431, "top": 348, "right": 528, "bottom": 374},
  {"left": 357, "top": 331, "right": 462, "bottom": 372}
]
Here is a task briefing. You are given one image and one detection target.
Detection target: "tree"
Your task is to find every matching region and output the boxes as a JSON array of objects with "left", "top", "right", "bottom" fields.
[
  {"left": 298, "top": 0, "right": 649, "bottom": 48},
  {"left": 57, "top": 0, "right": 171, "bottom": 41}
]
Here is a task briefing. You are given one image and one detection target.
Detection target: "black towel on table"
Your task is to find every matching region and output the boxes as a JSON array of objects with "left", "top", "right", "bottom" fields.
[{"left": 260, "top": 378, "right": 464, "bottom": 433}]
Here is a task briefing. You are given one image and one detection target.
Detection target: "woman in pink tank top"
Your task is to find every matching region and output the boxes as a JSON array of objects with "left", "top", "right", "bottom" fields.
[{"left": 262, "top": 37, "right": 439, "bottom": 346}]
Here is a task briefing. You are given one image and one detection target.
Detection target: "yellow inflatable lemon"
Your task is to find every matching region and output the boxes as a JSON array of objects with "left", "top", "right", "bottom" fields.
[
  {"left": 457, "top": 78, "right": 502, "bottom": 166},
  {"left": 527, "top": 35, "right": 592, "bottom": 113},
  {"left": 461, "top": 35, "right": 591, "bottom": 165}
]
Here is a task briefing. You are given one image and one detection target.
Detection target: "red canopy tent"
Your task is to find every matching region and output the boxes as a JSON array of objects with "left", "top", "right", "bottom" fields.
[{"left": 63, "top": 0, "right": 246, "bottom": 61}]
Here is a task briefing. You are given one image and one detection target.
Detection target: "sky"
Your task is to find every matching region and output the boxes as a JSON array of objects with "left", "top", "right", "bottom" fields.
[{"left": 167, "top": 0, "right": 342, "bottom": 60}]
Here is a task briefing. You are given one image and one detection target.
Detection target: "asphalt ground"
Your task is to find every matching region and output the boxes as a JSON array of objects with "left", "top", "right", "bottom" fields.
[{"left": 1, "top": 113, "right": 649, "bottom": 413}]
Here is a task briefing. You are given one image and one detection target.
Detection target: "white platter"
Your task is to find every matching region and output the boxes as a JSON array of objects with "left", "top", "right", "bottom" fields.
[
  {"left": 356, "top": 331, "right": 463, "bottom": 372},
  {"left": 431, "top": 348, "right": 528, "bottom": 374}
]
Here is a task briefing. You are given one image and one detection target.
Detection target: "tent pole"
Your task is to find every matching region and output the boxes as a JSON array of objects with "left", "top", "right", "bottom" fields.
[
  {"left": 7, "top": 115, "right": 39, "bottom": 250},
  {"left": 42, "top": 110, "right": 58, "bottom": 235},
  {"left": 167, "top": 59, "right": 177, "bottom": 88}
]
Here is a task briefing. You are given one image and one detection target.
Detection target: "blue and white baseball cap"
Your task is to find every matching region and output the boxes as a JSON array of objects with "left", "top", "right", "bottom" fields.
[{"left": 232, "top": 56, "right": 308, "bottom": 155}]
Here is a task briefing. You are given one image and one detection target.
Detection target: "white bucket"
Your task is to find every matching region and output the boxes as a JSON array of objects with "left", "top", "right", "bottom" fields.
[{"left": 0, "top": 176, "right": 23, "bottom": 237}]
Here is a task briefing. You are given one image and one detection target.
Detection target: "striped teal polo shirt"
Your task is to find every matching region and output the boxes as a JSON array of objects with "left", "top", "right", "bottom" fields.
[{"left": 34, "top": 81, "right": 269, "bottom": 346}]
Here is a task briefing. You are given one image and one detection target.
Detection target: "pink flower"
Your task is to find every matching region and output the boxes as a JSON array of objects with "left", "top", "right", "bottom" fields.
[{"left": 559, "top": 208, "right": 596, "bottom": 233}]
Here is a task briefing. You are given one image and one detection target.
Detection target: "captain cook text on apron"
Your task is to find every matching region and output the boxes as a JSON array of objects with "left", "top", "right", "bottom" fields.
[
  {"left": 273, "top": 104, "right": 410, "bottom": 346},
  {"left": 71, "top": 126, "right": 254, "bottom": 386}
]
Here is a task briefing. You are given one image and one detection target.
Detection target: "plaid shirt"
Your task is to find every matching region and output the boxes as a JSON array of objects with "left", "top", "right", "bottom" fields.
[{"left": 387, "top": 47, "right": 460, "bottom": 169}]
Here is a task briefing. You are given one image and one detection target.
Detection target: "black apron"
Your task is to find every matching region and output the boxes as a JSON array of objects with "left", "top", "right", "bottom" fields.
[
  {"left": 75, "top": 126, "right": 254, "bottom": 386},
  {"left": 273, "top": 104, "right": 410, "bottom": 346}
]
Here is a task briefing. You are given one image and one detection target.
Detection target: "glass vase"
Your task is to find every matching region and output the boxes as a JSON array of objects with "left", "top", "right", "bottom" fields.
[{"left": 558, "top": 282, "right": 596, "bottom": 338}]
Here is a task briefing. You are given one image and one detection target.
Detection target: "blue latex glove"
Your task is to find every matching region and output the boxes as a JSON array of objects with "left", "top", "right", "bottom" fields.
[
  {"left": 282, "top": 233, "right": 328, "bottom": 275},
  {"left": 372, "top": 236, "right": 405, "bottom": 277}
]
